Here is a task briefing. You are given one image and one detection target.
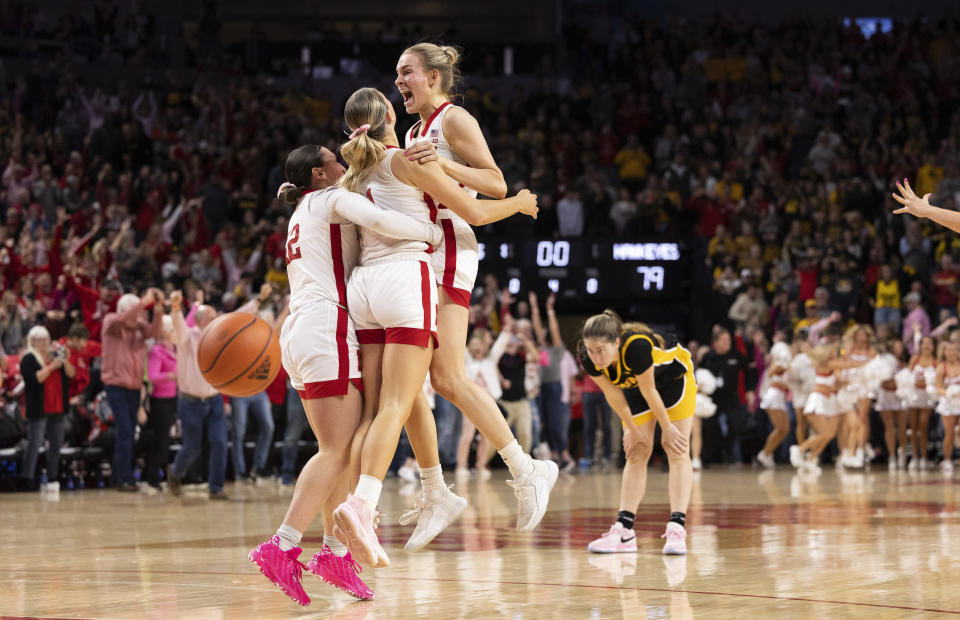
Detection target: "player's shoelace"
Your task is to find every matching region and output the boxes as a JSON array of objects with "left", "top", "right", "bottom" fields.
[
  {"left": 506, "top": 478, "right": 530, "bottom": 503},
  {"left": 398, "top": 484, "right": 457, "bottom": 525}
]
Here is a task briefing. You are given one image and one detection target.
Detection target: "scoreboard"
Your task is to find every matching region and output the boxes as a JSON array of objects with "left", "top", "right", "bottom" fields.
[{"left": 476, "top": 238, "right": 691, "bottom": 303}]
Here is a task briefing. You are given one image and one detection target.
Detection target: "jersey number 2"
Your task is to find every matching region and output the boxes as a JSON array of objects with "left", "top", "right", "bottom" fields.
[{"left": 286, "top": 224, "right": 302, "bottom": 264}]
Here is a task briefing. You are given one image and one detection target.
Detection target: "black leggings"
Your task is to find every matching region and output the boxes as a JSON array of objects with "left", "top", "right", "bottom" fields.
[{"left": 144, "top": 396, "right": 177, "bottom": 488}]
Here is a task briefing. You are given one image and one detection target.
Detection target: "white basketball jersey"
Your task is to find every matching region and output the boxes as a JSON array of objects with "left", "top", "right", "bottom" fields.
[
  {"left": 404, "top": 102, "right": 478, "bottom": 226},
  {"left": 359, "top": 148, "right": 434, "bottom": 264},
  {"left": 284, "top": 186, "right": 360, "bottom": 314}
]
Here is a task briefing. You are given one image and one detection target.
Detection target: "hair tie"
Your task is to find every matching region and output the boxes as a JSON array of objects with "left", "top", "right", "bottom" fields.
[
  {"left": 349, "top": 124, "right": 371, "bottom": 139},
  {"left": 277, "top": 182, "right": 296, "bottom": 199}
]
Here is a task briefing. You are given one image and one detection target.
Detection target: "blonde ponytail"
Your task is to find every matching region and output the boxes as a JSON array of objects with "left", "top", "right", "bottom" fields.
[
  {"left": 339, "top": 133, "right": 385, "bottom": 194},
  {"left": 339, "top": 88, "right": 390, "bottom": 195}
]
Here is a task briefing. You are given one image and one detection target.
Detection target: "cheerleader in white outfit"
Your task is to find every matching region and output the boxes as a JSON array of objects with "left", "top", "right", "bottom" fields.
[
  {"left": 842, "top": 325, "right": 878, "bottom": 468},
  {"left": 874, "top": 339, "right": 908, "bottom": 471},
  {"left": 906, "top": 336, "right": 938, "bottom": 471},
  {"left": 791, "top": 345, "right": 845, "bottom": 474},
  {"left": 791, "top": 344, "right": 870, "bottom": 473},
  {"left": 787, "top": 338, "right": 815, "bottom": 446},
  {"left": 756, "top": 341, "right": 792, "bottom": 468},
  {"left": 934, "top": 341, "right": 960, "bottom": 474}
]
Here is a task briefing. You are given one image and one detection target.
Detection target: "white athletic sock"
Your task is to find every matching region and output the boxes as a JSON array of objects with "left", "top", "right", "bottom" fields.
[
  {"left": 419, "top": 464, "right": 446, "bottom": 500},
  {"left": 499, "top": 439, "right": 534, "bottom": 477},
  {"left": 354, "top": 474, "right": 383, "bottom": 512},
  {"left": 276, "top": 524, "right": 302, "bottom": 551},
  {"left": 324, "top": 533, "right": 348, "bottom": 557}
]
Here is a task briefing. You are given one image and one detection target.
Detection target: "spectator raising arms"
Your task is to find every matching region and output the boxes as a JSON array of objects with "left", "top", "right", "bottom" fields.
[{"left": 101, "top": 289, "right": 163, "bottom": 492}]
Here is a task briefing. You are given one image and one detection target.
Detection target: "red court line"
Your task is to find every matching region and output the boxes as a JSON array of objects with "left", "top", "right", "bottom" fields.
[
  {"left": 1, "top": 569, "right": 956, "bottom": 615},
  {"left": 1, "top": 617, "right": 94, "bottom": 620}
]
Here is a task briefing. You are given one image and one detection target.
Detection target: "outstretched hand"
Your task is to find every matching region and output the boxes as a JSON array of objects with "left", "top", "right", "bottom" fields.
[{"left": 892, "top": 178, "right": 932, "bottom": 219}]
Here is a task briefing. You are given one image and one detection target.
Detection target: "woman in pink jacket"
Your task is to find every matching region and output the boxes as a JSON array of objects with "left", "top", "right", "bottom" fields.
[{"left": 144, "top": 315, "right": 177, "bottom": 493}]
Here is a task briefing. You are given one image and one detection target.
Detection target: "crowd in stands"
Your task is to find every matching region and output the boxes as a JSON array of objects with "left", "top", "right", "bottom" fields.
[{"left": 3, "top": 8, "right": 960, "bottom": 490}]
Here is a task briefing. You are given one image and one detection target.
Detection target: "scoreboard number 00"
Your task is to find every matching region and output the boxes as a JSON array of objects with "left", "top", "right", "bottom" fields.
[{"left": 536, "top": 241, "right": 570, "bottom": 267}]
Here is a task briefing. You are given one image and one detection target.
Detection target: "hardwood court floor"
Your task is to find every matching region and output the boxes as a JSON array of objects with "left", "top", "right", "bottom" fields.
[{"left": 2, "top": 466, "right": 959, "bottom": 619}]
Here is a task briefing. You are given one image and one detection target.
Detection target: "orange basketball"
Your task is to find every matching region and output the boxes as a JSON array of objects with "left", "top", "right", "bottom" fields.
[{"left": 196, "top": 312, "right": 282, "bottom": 397}]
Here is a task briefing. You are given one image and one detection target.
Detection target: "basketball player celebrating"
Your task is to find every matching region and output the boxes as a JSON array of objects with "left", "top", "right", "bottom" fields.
[
  {"left": 330, "top": 87, "right": 538, "bottom": 568},
  {"left": 579, "top": 311, "right": 696, "bottom": 556},
  {"left": 248, "top": 144, "right": 446, "bottom": 606},
  {"left": 393, "top": 42, "right": 559, "bottom": 549}
]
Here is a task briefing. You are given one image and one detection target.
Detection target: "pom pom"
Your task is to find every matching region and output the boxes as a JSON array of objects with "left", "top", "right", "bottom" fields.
[
  {"left": 695, "top": 393, "right": 717, "bottom": 418},
  {"left": 770, "top": 342, "right": 792, "bottom": 367},
  {"left": 895, "top": 368, "right": 916, "bottom": 401},
  {"left": 695, "top": 368, "right": 717, "bottom": 396}
]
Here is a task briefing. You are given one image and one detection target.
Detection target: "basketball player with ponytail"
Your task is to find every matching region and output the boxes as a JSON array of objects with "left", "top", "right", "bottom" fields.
[
  {"left": 330, "top": 87, "right": 538, "bottom": 568},
  {"left": 248, "top": 143, "right": 446, "bottom": 606},
  {"left": 579, "top": 310, "right": 697, "bottom": 555},
  {"left": 393, "top": 42, "right": 560, "bottom": 545}
]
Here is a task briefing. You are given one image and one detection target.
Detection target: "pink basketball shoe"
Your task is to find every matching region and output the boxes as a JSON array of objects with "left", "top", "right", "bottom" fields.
[
  {"left": 661, "top": 522, "right": 688, "bottom": 555},
  {"left": 587, "top": 522, "right": 638, "bottom": 554},
  {"left": 306, "top": 544, "right": 374, "bottom": 600},
  {"left": 332, "top": 495, "right": 390, "bottom": 568},
  {"left": 248, "top": 535, "right": 310, "bottom": 606}
]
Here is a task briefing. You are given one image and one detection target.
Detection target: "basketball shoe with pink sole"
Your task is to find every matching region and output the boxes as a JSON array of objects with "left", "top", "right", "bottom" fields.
[
  {"left": 306, "top": 544, "right": 374, "bottom": 600},
  {"left": 587, "top": 522, "right": 638, "bottom": 553},
  {"left": 333, "top": 495, "right": 390, "bottom": 568},
  {"left": 248, "top": 535, "right": 310, "bottom": 606}
]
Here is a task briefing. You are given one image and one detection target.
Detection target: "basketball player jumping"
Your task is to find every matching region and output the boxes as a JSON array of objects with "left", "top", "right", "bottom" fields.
[
  {"left": 392, "top": 43, "right": 560, "bottom": 552},
  {"left": 330, "top": 87, "right": 538, "bottom": 568}
]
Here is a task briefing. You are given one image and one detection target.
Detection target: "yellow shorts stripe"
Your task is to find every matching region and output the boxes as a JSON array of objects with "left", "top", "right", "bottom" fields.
[{"left": 627, "top": 365, "right": 697, "bottom": 427}]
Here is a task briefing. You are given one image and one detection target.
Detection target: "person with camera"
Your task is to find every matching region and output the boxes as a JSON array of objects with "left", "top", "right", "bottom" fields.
[{"left": 20, "top": 325, "right": 75, "bottom": 492}]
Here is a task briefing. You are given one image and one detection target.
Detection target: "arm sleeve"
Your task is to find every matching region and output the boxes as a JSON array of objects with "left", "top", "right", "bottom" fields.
[
  {"left": 102, "top": 312, "right": 122, "bottom": 336},
  {"left": 489, "top": 330, "right": 511, "bottom": 365},
  {"left": 807, "top": 316, "right": 831, "bottom": 344},
  {"left": 333, "top": 191, "right": 442, "bottom": 245},
  {"left": 621, "top": 336, "right": 654, "bottom": 375},
  {"left": 742, "top": 351, "right": 758, "bottom": 391},
  {"left": 171, "top": 309, "right": 188, "bottom": 346},
  {"left": 185, "top": 304, "right": 198, "bottom": 327},
  {"left": 20, "top": 354, "right": 40, "bottom": 390},
  {"left": 161, "top": 201, "right": 185, "bottom": 243}
]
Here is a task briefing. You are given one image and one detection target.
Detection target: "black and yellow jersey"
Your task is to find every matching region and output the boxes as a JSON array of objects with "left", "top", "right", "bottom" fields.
[{"left": 581, "top": 330, "right": 694, "bottom": 417}]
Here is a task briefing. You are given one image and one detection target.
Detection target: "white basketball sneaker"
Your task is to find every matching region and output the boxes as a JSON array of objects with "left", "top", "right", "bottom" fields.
[
  {"left": 756, "top": 451, "right": 775, "bottom": 469},
  {"left": 507, "top": 459, "right": 559, "bottom": 532},
  {"left": 789, "top": 445, "right": 803, "bottom": 468},
  {"left": 400, "top": 486, "right": 468, "bottom": 553}
]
